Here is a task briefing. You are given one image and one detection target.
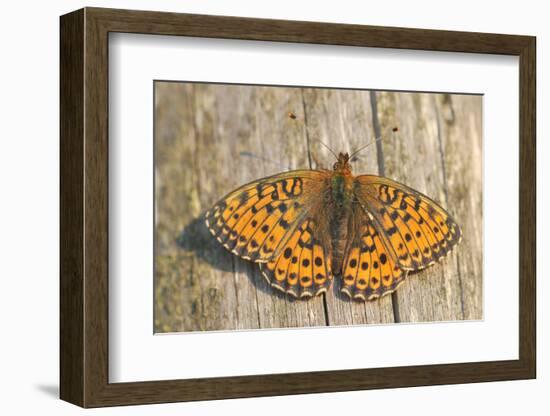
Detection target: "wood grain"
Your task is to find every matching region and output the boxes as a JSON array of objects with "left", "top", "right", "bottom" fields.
[
  {"left": 60, "top": 8, "right": 84, "bottom": 405},
  {"left": 154, "top": 83, "right": 483, "bottom": 332}
]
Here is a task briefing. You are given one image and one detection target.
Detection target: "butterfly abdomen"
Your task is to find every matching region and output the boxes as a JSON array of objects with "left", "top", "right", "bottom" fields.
[
  {"left": 329, "top": 173, "right": 354, "bottom": 274},
  {"left": 330, "top": 212, "right": 350, "bottom": 275}
]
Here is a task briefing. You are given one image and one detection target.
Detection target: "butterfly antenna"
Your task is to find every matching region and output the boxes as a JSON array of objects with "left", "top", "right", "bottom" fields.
[
  {"left": 349, "top": 127, "right": 399, "bottom": 159},
  {"left": 239, "top": 151, "right": 290, "bottom": 170},
  {"left": 315, "top": 140, "right": 338, "bottom": 159},
  {"left": 349, "top": 137, "right": 383, "bottom": 159}
]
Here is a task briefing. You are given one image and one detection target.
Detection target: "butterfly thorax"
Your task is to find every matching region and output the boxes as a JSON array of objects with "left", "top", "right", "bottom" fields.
[
  {"left": 331, "top": 174, "right": 352, "bottom": 207},
  {"left": 331, "top": 152, "right": 354, "bottom": 206}
]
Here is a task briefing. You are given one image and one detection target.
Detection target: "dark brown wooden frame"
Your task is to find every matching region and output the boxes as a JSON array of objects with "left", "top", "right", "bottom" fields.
[{"left": 60, "top": 7, "right": 536, "bottom": 408}]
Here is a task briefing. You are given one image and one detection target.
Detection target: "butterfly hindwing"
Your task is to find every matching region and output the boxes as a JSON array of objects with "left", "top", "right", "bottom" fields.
[
  {"left": 205, "top": 170, "right": 329, "bottom": 263},
  {"left": 341, "top": 204, "right": 407, "bottom": 300},
  {"left": 259, "top": 216, "right": 333, "bottom": 298},
  {"left": 353, "top": 176, "right": 462, "bottom": 271}
]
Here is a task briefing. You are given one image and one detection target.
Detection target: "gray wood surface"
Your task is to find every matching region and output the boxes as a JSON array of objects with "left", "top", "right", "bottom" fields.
[{"left": 154, "top": 82, "right": 482, "bottom": 333}]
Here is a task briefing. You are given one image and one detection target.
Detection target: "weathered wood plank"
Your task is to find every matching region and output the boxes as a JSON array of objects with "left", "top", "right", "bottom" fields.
[
  {"left": 155, "top": 83, "right": 482, "bottom": 332},
  {"left": 437, "top": 94, "right": 483, "bottom": 320},
  {"left": 156, "top": 83, "right": 244, "bottom": 332},
  {"left": 375, "top": 91, "right": 460, "bottom": 322},
  {"left": 301, "top": 88, "right": 395, "bottom": 325},
  {"left": 374, "top": 91, "right": 482, "bottom": 322},
  {"left": 156, "top": 83, "right": 327, "bottom": 332},
  {"left": 239, "top": 85, "right": 327, "bottom": 329}
]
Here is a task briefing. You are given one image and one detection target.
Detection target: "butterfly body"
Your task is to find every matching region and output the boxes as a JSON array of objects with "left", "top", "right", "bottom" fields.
[
  {"left": 205, "top": 152, "right": 461, "bottom": 301},
  {"left": 326, "top": 158, "right": 356, "bottom": 275},
  {"left": 328, "top": 199, "right": 350, "bottom": 277}
]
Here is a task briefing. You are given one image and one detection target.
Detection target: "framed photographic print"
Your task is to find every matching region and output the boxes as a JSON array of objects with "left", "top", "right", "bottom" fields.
[{"left": 60, "top": 7, "right": 536, "bottom": 408}]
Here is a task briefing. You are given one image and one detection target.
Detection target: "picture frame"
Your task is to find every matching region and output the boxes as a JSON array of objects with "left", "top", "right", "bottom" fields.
[{"left": 60, "top": 7, "right": 536, "bottom": 408}]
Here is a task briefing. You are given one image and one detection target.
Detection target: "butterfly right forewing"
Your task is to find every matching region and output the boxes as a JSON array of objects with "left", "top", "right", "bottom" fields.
[{"left": 353, "top": 175, "right": 462, "bottom": 271}]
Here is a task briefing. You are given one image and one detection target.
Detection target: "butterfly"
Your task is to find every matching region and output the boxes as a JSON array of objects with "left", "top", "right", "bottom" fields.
[{"left": 205, "top": 151, "right": 462, "bottom": 301}]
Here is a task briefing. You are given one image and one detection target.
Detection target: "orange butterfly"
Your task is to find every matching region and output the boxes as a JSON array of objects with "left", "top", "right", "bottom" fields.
[{"left": 205, "top": 152, "right": 461, "bottom": 301}]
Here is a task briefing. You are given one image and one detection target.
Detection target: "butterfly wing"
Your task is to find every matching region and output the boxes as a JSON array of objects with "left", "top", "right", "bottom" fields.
[
  {"left": 259, "top": 213, "right": 333, "bottom": 298},
  {"left": 353, "top": 175, "right": 462, "bottom": 271},
  {"left": 205, "top": 169, "right": 330, "bottom": 263},
  {"left": 341, "top": 203, "right": 407, "bottom": 300}
]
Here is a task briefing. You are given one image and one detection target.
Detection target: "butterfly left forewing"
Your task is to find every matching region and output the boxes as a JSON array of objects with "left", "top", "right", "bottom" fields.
[
  {"left": 353, "top": 175, "right": 462, "bottom": 271},
  {"left": 205, "top": 169, "right": 329, "bottom": 263}
]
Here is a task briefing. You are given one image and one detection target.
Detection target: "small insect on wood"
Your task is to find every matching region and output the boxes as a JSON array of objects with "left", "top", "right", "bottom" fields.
[{"left": 205, "top": 142, "right": 462, "bottom": 301}]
